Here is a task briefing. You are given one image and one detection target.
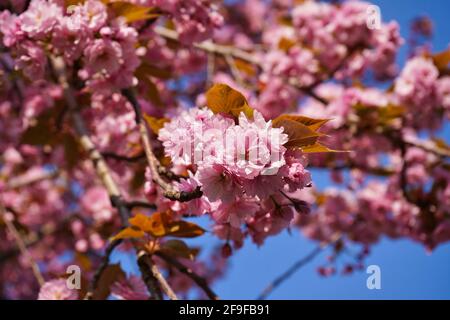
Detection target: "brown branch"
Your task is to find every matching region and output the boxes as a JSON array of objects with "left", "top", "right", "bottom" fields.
[
  {"left": 4, "top": 170, "right": 59, "bottom": 191},
  {"left": 0, "top": 214, "right": 79, "bottom": 263},
  {"left": 84, "top": 239, "right": 123, "bottom": 300},
  {"left": 0, "top": 203, "right": 45, "bottom": 286},
  {"left": 122, "top": 88, "right": 203, "bottom": 202},
  {"left": 125, "top": 200, "right": 157, "bottom": 210},
  {"left": 155, "top": 251, "right": 219, "bottom": 300},
  {"left": 154, "top": 26, "right": 330, "bottom": 105},
  {"left": 403, "top": 135, "right": 450, "bottom": 158},
  {"left": 49, "top": 56, "right": 177, "bottom": 300},
  {"left": 155, "top": 27, "right": 366, "bottom": 107},
  {"left": 138, "top": 250, "right": 178, "bottom": 300},
  {"left": 154, "top": 26, "right": 259, "bottom": 65},
  {"left": 136, "top": 252, "right": 164, "bottom": 300},
  {"left": 224, "top": 54, "right": 245, "bottom": 87},
  {"left": 101, "top": 151, "right": 145, "bottom": 163}
]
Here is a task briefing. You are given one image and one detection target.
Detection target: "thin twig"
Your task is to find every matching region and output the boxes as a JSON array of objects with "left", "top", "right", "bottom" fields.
[
  {"left": 101, "top": 151, "right": 145, "bottom": 163},
  {"left": 224, "top": 54, "right": 245, "bottom": 87},
  {"left": 154, "top": 26, "right": 259, "bottom": 65},
  {"left": 5, "top": 170, "right": 59, "bottom": 191},
  {"left": 403, "top": 135, "right": 450, "bottom": 158},
  {"left": 257, "top": 235, "right": 341, "bottom": 300},
  {"left": 125, "top": 200, "right": 157, "bottom": 210},
  {"left": 156, "top": 251, "right": 219, "bottom": 300},
  {"left": 0, "top": 213, "right": 79, "bottom": 263},
  {"left": 0, "top": 203, "right": 45, "bottom": 286},
  {"left": 49, "top": 56, "right": 173, "bottom": 299},
  {"left": 122, "top": 88, "right": 203, "bottom": 202},
  {"left": 84, "top": 239, "right": 123, "bottom": 300},
  {"left": 154, "top": 26, "right": 329, "bottom": 104}
]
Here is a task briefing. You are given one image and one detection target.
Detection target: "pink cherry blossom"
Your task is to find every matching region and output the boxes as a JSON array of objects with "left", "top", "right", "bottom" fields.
[{"left": 38, "top": 279, "right": 78, "bottom": 300}]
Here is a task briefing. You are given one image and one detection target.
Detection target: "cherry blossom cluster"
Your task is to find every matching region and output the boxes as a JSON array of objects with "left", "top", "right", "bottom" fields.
[
  {"left": 152, "top": 107, "right": 312, "bottom": 246},
  {"left": 0, "top": 0, "right": 140, "bottom": 91},
  {"left": 251, "top": 0, "right": 403, "bottom": 119}
]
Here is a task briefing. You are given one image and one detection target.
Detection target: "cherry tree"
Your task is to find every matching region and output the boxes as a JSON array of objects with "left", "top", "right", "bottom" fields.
[{"left": 0, "top": 0, "right": 449, "bottom": 300}]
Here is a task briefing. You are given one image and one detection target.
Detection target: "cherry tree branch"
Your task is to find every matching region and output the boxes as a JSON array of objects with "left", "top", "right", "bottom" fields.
[
  {"left": 154, "top": 26, "right": 259, "bottom": 64},
  {"left": 138, "top": 251, "right": 178, "bottom": 300},
  {"left": 156, "top": 27, "right": 449, "bottom": 162},
  {"left": 153, "top": 26, "right": 329, "bottom": 104},
  {"left": 122, "top": 88, "right": 203, "bottom": 202},
  {"left": 0, "top": 214, "right": 79, "bottom": 263},
  {"left": 156, "top": 251, "right": 219, "bottom": 300},
  {"left": 49, "top": 56, "right": 178, "bottom": 300},
  {"left": 4, "top": 170, "right": 59, "bottom": 191},
  {"left": 0, "top": 203, "right": 45, "bottom": 286},
  {"left": 125, "top": 200, "right": 157, "bottom": 210},
  {"left": 403, "top": 135, "right": 450, "bottom": 158},
  {"left": 84, "top": 239, "right": 123, "bottom": 300}
]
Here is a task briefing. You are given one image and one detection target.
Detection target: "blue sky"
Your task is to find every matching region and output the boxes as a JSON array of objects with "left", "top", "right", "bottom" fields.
[
  {"left": 115, "top": 0, "right": 450, "bottom": 300},
  {"left": 209, "top": 0, "right": 450, "bottom": 300}
]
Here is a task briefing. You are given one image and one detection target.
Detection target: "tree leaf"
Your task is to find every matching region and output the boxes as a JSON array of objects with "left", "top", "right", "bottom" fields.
[
  {"left": 143, "top": 114, "right": 170, "bottom": 135},
  {"left": 272, "top": 118, "right": 324, "bottom": 148},
  {"left": 20, "top": 109, "right": 56, "bottom": 146},
  {"left": 62, "top": 133, "right": 81, "bottom": 170},
  {"left": 124, "top": 212, "right": 206, "bottom": 239},
  {"left": 130, "top": 164, "right": 146, "bottom": 191},
  {"left": 378, "top": 104, "right": 405, "bottom": 122},
  {"left": 300, "top": 143, "right": 347, "bottom": 153},
  {"left": 353, "top": 103, "right": 405, "bottom": 125},
  {"left": 165, "top": 220, "right": 206, "bottom": 238},
  {"left": 107, "top": 2, "right": 159, "bottom": 23},
  {"left": 110, "top": 227, "right": 145, "bottom": 241},
  {"left": 64, "top": 0, "right": 85, "bottom": 7},
  {"left": 278, "top": 37, "right": 296, "bottom": 52},
  {"left": 139, "top": 76, "right": 163, "bottom": 107},
  {"left": 432, "top": 48, "right": 450, "bottom": 73},
  {"left": 234, "top": 59, "right": 257, "bottom": 77},
  {"left": 146, "top": 212, "right": 206, "bottom": 238},
  {"left": 273, "top": 114, "right": 331, "bottom": 131},
  {"left": 205, "top": 83, "right": 254, "bottom": 119},
  {"left": 432, "top": 138, "right": 450, "bottom": 151},
  {"left": 129, "top": 213, "right": 154, "bottom": 233},
  {"left": 136, "top": 62, "right": 172, "bottom": 80},
  {"left": 92, "top": 263, "right": 126, "bottom": 300},
  {"left": 159, "top": 239, "right": 199, "bottom": 260}
]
